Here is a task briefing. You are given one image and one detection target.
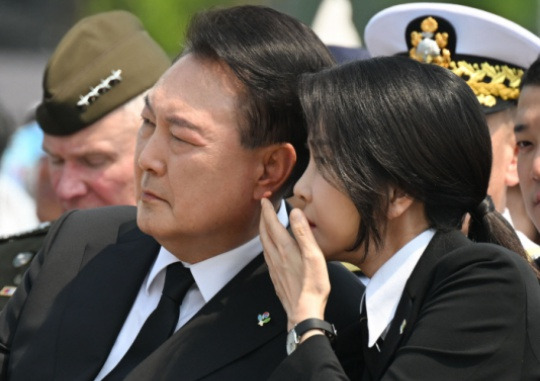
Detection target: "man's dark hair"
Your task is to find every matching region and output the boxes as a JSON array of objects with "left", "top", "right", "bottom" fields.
[
  {"left": 182, "top": 5, "right": 335, "bottom": 196},
  {"left": 521, "top": 55, "right": 540, "bottom": 89}
]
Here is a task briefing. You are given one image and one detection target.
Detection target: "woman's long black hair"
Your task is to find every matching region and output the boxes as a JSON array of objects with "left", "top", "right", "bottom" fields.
[{"left": 299, "top": 56, "right": 535, "bottom": 274}]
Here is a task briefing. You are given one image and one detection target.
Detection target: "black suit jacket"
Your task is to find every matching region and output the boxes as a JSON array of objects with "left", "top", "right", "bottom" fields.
[
  {"left": 270, "top": 230, "right": 540, "bottom": 380},
  {"left": 0, "top": 205, "right": 364, "bottom": 380}
]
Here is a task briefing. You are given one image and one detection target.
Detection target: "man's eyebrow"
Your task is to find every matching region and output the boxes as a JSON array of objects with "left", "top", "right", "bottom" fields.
[
  {"left": 166, "top": 115, "right": 204, "bottom": 135},
  {"left": 42, "top": 145, "right": 114, "bottom": 158},
  {"left": 514, "top": 123, "right": 527, "bottom": 133},
  {"left": 143, "top": 94, "right": 204, "bottom": 135}
]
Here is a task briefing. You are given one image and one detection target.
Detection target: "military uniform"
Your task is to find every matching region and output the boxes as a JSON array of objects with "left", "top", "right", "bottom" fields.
[
  {"left": 0, "top": 11, "right": 171, "bottom": 311},
  {"left": 0, "top": 223, "right": 50, "bottom": 309}
]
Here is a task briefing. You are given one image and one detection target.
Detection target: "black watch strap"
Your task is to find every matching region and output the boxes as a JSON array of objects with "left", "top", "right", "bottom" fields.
[{"left": 295, "top": 318, "right": 337, "bottom": 342}]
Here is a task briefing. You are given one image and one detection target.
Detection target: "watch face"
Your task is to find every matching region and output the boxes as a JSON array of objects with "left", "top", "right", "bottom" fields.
[{"left": 286, "top": 329, "right": 298, "bottom": 355}]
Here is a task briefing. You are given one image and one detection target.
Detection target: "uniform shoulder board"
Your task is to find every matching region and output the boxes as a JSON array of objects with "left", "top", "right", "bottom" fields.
[{"left": 0, "top": 222, "right": 52, "bottom": 243}]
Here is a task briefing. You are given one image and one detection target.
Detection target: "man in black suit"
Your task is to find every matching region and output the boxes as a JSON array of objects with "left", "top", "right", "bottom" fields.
[{"left": 0, "top": 6, "right": 363, "bottom": 380}]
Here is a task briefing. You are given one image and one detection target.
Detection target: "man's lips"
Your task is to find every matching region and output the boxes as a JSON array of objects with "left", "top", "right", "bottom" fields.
[{"left": 140, "top": 190, "right": 164, "bottom": 202}]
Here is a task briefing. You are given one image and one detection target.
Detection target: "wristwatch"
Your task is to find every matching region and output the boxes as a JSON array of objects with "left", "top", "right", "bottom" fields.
[{"left": 286, "top": 318, "right": 337, "bottom": 355}]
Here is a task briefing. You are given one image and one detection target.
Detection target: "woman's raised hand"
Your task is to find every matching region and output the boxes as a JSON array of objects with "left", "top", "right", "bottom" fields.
[{"left": 260, "top": 198, "right": 330, "bottom": 331}]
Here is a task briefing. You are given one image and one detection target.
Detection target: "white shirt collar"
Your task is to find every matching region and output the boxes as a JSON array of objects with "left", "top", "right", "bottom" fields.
[
  {"left": 363, "top": 229, "right": 435, "bottom": 347},
  {"left": 145, "top": 199, "right": 289, "bottom": 303}
]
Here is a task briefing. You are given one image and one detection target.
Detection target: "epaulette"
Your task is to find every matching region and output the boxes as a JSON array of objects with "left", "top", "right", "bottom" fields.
[{"left": 0, "top": 222, "right": 52, "bottom": 243}]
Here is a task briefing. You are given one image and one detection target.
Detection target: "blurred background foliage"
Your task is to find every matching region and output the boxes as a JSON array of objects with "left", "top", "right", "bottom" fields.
[
  {"left": 79, "top": 0, "right": 540, "bottom": 57},
  {"left": 81, "top": 0, "right": 263, "bottom": 56},
  {"left": 0, "top": 0, "right": 537, "bottom": 126}
]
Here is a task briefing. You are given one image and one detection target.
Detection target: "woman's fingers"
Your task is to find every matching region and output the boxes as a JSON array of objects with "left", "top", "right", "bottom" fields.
[
  {"left": 259, "top": 204, "right": 273, "bottom": 261},
  {"left": 261, "top": 198, "right": 299, "bottom": 259},
  {"left": 289, "top": 208, "right": 321, "bottom": 261},
  {"left": 259, "top": 198, "right": 329, "bottom": 327},
  {"left": 260, "top": 199, "right": 296, "bottom": 308}
]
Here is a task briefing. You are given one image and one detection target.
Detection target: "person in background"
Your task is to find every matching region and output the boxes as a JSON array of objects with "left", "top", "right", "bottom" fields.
[
  {"left": 364, "top": 2, "right": 540, "bottom": 261},
  {"left": 0, "top": 104, "right": 39, "bottom": 237},
  {"left": 37, "top": 11, "right": 170, "bottom": 212},
  {"left": 0, "top": 6, "right": 362, "bottom": 380},
  {"left": 515, "top": 56, "right": 540, "bottom": 269},
  {"left": 0, "top": 10, "right": 170, "bottom": 308},
  {"left": 261, "top": 56, "right": 540, "bottom": 381},
  {"left": 2, "top": 115, "right": 64, "bottom": 223}
]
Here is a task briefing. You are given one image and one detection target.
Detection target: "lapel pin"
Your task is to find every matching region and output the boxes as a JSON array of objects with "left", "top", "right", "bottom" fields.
[
  {"left": 399, "top": 319, "right": 407, "bottom": 335},
  {"left": 257, "top": 311, "right": 271, "bottom": 326},
  {"left": 0, "top": 286, "right": 17, "bottom": 297}
]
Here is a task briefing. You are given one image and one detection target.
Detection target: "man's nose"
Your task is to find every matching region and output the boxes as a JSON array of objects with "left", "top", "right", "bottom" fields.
[{"left": 53, "top": 164, "right": 88, "bottom": 201}]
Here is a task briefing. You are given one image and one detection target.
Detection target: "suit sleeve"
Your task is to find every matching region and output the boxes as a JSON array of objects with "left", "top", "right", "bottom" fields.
[
  {"left": 268, "top": 262, "right": 364, "bottom": 381},
  {"left": 268, "top": 335, "right": 349, "bottom": 381},
  {"left": 382, "top": 245, "right": 534, "bottom": 380},
  {"left": 269, "top": 245, "right": 538, "bottom": 381},
  {"left": 0, "top": 210, "right": 76, "bottom": 378}
]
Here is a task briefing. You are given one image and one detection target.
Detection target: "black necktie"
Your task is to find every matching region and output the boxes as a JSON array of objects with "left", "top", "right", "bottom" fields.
[{"left": 103, "top": 262, "right": 195, "bottom": 380}]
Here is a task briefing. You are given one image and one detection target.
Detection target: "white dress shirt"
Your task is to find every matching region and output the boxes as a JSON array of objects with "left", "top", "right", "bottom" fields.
[
  {"left": 95, "top": 200, "right": 288, "bottom": 380},
  {"left": 362, "top": 229, "right": 435, "bottom": 348}
]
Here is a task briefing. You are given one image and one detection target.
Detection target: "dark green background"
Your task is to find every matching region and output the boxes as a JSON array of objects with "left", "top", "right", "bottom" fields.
[{"left": 81, "top": 0, "right": 539, "bottom": 57}]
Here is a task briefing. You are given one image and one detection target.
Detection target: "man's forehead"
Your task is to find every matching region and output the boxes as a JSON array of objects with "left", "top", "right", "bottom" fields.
[
  {"left": 147, "top": 54, "right": 244, "bottom": 113},
  {"left": 165, "top": 54, "right": 241, "bottom": 90},
  {"left": 519, "top": 85, "right": 540, "bottom": 102},
  {"left": 516, "top": 87, "right": 540, "bottom": 120}
]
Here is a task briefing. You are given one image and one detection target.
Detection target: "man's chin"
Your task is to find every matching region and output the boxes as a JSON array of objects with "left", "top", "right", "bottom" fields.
[
  {"left": 136, "top": 207, "right": 161, "bottom": 235},
  {"left": 136, "top": 210, "right": 150, "bottom": 232}
]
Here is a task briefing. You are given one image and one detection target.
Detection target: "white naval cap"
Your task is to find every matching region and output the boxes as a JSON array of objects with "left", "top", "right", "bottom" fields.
[{"left": 364, "top": 2, "right": 540, "bottom": 113}]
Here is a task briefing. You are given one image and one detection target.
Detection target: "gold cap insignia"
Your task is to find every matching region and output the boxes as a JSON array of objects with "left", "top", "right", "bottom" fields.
[
  {"left": 409, "top": 17, "right": 451, "bottom": 68},
  {"left": 409, "top": 16, "right": 523, "bottom": 109}
]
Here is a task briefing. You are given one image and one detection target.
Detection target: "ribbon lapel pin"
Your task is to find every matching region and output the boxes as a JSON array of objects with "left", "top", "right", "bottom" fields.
[{"left": 257, "top": 311, "right": 271, "bottom": 326}]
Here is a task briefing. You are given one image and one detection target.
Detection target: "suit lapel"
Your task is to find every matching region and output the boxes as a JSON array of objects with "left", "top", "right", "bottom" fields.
[
  {"left": 372, "top": 230, "right": 471, "bottom": 379},
  {"left": 127, "top": 254, "right": 287, "bottom": 380},
  {"left": 370, "top": 293, "right": 412, "bottom": 379},
  {"left": 54, "top": 223, "right": 160, "bottom": 380}
]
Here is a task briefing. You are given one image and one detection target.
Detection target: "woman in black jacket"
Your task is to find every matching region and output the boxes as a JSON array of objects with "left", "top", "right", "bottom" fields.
[{"left": 260, "top": 56, "right": 540, "bottom": 380}]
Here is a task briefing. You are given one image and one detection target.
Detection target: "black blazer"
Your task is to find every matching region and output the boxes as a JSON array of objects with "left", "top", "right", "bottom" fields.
[
  {"left": 0, "top": 205, "right": 363, "bottom": 380},
  {"left": 270, "top": 230, "right": 540, "bottom": 380}
]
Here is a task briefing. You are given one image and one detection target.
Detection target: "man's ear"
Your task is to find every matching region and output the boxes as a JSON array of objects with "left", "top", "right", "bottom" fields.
[
  {"left": 253, "top": 143, "right": 296, "bottom": 200},
  {"left": 386, "top": 186, "right": 415, "bottom": 220},
  {"left": 505, "top": 144, "right": 519, "bottom": 187}
]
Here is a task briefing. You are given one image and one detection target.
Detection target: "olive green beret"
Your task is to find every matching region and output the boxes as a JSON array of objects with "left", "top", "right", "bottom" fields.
[{"left": 36, "top": 10, "right": 171, "bottom": 136}]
